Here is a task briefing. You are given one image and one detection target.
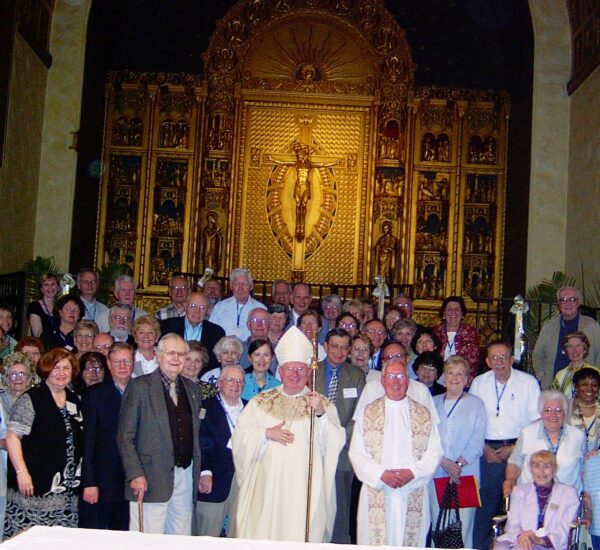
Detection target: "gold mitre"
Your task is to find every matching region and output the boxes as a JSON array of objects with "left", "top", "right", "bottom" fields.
[{"left": 275, "top": 326, "right": 313, "bottom": 366}]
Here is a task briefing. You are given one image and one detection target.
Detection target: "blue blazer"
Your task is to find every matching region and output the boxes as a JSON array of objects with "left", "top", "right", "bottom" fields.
[
  {"left": 197, "top": 395, "right": 246, "bottom": 503},
  {"left": 159, "top": 317, "right": 225, "bottom": 372},
  {"left": 81, "top": 379, "right": 126, "bottom": 502}
]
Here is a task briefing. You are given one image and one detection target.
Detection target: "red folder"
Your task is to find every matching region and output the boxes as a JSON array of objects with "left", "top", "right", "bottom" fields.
[{"left": 434, "top": 475, "right": 482, "bottom": 508}]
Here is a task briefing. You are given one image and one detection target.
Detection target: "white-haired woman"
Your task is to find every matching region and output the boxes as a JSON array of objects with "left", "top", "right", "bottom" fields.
[
  {"left": 201, "top": 335, "right": 243, "bottom": 386},
  {"left": 503, "top": 389, "right": 586, "bottom": 497}
]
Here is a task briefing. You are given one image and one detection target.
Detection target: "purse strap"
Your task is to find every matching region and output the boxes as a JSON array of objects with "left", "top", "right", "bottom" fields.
[{"left": 435, "top": 479, "right": 461, "bottom": 531}]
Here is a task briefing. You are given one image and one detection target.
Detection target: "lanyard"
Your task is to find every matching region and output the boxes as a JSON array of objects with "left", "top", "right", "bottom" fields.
[
  {"left": 445, "top": 392, "right": 464, "bottom": 418},
  {"left": 543, "top": 426, "right": 563, "bottom": 455},
  {"left": 217, "top": 394, "right": 241, "bottom": 433},
  {"left": 494, "top": 378, "right": 507, "bottom": 417}
]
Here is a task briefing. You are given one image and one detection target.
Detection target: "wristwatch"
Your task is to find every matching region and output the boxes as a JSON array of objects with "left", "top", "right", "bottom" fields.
[{"left": 456, "top": 460, "right": 464, "bottom": 468}]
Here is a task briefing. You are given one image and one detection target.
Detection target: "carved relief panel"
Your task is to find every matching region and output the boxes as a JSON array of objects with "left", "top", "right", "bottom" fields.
[{"left": 98, "top": 72, "right": 204, "bottom": 290}]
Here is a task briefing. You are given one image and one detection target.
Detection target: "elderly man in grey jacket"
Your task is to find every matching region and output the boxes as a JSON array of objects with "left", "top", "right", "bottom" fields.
[
  {"left": 118, "top": 333, "right": 201, "bottom": 534},
  {"left": 533, "top": 286, "right": 600, "bottom": 388}
]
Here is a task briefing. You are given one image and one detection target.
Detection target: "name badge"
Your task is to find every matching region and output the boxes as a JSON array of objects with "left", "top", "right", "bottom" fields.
[
  {"left": 227, "top": 438, "right": 233, "bottom": 450},
  {"left": 66, "top": 401, "right": 77, "bottom": 415},
  {"left": 343, "top": 387, "right": 358, "bottom": 399},
  {"left": 199, "top": 408, "right": 206, "bottom": 420},
  {"left": 549, "top": 503, "right": 559, "bottom": 510}
]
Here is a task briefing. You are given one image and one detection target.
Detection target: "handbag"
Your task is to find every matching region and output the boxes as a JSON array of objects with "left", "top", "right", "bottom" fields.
[
  {"left": 431, "top": 480, "right": 464, "bottom": 548},
  {"left": 434, "top": 475, "right": 482, "bottom": 508}
]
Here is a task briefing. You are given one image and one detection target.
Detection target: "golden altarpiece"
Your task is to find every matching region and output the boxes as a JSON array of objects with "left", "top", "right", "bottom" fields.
[{"left": 96, "top": 0, "right": 510, "bottom": 317}]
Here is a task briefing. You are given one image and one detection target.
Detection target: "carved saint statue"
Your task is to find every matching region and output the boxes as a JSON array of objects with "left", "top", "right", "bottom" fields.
[
  {"left": 375, "top": 221, "right": 398, "bottom": 283},
  {"left": 202, "top": 211, "right": 222, "bottom": 274}
]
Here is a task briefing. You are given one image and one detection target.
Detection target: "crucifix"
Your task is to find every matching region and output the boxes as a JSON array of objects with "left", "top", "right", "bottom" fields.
[{"left": 266, "top": 115, "right": 341, "bottom": 279}]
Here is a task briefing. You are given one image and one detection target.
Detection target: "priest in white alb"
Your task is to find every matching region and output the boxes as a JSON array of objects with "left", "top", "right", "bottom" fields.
[
  {"left": 349, "top": 355, "right": 442, "bottom": 546},
  {"left": 232, "top": 326, "right": 345, "bottom": 542}
]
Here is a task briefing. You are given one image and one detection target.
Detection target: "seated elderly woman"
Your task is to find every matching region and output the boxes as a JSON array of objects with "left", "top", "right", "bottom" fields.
[
  {"left": 494, "top": 450, "right": 579, "bottom": 550},
  {"left": 568, "top": 367, "right": 600, "bottom": 452},
  {"left": 201, "top": 335, "right": 243, "bottom": 386},
  {"left": 552, "top": 331, "right": 600, "bottom": 399},
  {"left": 504, "top": 390, "right": 586, "bottom": 497}
]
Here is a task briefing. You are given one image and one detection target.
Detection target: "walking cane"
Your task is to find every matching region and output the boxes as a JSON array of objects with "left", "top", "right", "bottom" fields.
[{"left": 137, "top": 490, "right": 144, "bottom": 533}]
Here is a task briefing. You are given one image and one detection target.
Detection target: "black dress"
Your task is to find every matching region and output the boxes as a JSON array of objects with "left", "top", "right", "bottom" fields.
[{"left": 4, "top": 383, "right": 83, "bottom": 538}]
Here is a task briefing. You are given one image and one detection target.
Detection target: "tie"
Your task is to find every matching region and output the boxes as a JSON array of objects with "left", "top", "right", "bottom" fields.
[
  {"left": 369, "top": 356, "right": 376, "bottom": 370},
  {"left": 169, "top": 380, "right": 178, "bottom": 406},
  {"left": 328, "top": 369, "right": 339, "bottom": 404}
]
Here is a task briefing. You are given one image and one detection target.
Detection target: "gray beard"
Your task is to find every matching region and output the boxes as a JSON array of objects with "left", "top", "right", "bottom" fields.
[{"left": 110, "top": 329, "right": 129, "bottom": 342}]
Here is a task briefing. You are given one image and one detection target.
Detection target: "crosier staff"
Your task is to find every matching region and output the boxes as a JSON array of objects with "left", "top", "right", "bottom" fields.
[{"left": 305, "top": 332, "right": 319, "bottom": 542}]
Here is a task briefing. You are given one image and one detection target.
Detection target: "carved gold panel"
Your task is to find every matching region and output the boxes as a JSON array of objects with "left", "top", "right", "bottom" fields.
[{"left": 232, "top": 100, "right": 372, "bottom": 284}]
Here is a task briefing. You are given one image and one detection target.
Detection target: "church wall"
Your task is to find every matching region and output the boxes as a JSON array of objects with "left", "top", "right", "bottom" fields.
[
  {"left": 526, "top": 0, "right": 571, "bottom": 288},
  {"left": 566, "top": 64, "right": 600, "bottom": 290},
  {"left": 0, "top": 33, "right": 47, "bottom": 272},
  {"left": 34, "top": 0, "right": 91, "bottom": 271}
]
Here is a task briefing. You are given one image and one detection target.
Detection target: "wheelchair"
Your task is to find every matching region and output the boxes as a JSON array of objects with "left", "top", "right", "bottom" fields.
[{"left": 491, "top": 493, "right": 590, "bottom": 550}]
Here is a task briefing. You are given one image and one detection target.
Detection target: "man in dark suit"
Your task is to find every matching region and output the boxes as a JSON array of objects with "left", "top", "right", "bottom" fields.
[
  {"left": 195, "top": 365, "right": 247, "bottom": 536},
  {"left": 159, "top": 291, "right": 224, "bottom": 374},
  {"left": 80, "top": 342, "right": 134, "bottom": 530},
  {"left": 117, "top": 333, "right": 202, "bottom": 535},
  {"left": 364, "top": 318, "right": 387, "bottom": 371},
  {"left": 315, "top": 327, "right": 366, "bottom": 543}
]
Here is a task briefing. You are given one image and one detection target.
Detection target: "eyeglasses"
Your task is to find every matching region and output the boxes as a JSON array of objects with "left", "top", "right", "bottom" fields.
[
  {"left": 8, "top": 372, "right": 29, "bottom": 380},
  {"left": 383, "top": 352, "right": 405, "bottom": 362},
  {"left": 323, "top": 305, "right": 339, "bottom": 311},
  {"left": 383, "top": 372, "right": 407, "bottom": 382},
  {"left": 543, "top": 407, "right": 564, "bottom": 414},
  {"left": 110, "top": 360, "right": 133, "bottom": 367},
  {"left": 249, "top": 317, "right": 268, "bottom": 324},
  {"left": 84, "top": 366, "right": 104, "bottom": 373},
  {"left": 170, "top": 285, "right": 189, "bottom": 291},
  {"left": 186, "top": 303, "right": 207, "bottom": 310},
  {"left": 76, "top": 332, "right": 95, "bottom": 339},
  {"left": 161, "top": 350, "right": 187, "bottom": 358},
  {"left": 94, "top": 344, "right": 111, "bottom": 351},
  {"left": 111, "top": 315, "right": 131, "bottom": 322},
  {"left": 283, "top": 366, "right": 308, "bottom": 374},
  {"left": 397, "top": 303, "right": 412, "bottom": 309},
  {"left": 418, "top": 364, "right": 438, "bottom": 372},
  {"left": 558, "top": 297, "right": 578, "bottom": 303},
  {"left": 63, "top": 307, "right": 80, "bottom": 313},
  {"left": 351, "top": 346, "right": 369, "bottom": 354},
  {"left": 366, "top": 328, "right": 386, "bottom": 336},
  {"left": 222, "top": 377, "right": 244, "bottom": 386},
  {"left": 339, "top": 322, "right": 357, "bottom": 329},
  {"left": 489, "top": 353, "right": 510, "bottom": 361}
]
